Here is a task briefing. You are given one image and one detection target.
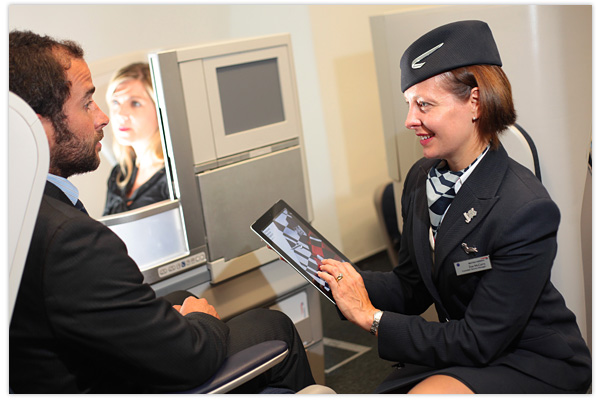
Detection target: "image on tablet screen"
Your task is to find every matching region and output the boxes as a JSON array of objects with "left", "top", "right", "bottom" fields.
[{"left": 263, "top": 208, "right": 345, "bottom": 294}]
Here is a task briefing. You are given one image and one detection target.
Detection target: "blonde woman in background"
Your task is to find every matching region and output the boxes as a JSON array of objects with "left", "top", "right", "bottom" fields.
[{"left": 103, "top": 62, "right": 168, "bottom": 215}]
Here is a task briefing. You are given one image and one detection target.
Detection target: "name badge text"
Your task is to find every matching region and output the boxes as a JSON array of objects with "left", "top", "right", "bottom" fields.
[{"left": 454, "top": 255, "right": 492, "bottom": 276}]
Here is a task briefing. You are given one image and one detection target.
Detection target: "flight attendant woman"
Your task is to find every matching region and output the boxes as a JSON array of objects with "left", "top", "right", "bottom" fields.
[{"left": 318, "top": 20, "right": 591, "bottom": 394}]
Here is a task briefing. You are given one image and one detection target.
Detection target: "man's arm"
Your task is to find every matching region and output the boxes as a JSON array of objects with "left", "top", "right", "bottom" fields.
[{"left": 44, "top": 213, "right": 229, "bottom": 392}]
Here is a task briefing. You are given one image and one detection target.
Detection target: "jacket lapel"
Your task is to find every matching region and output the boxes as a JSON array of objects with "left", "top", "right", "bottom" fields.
[
  {"left": 434, "top": 147, "right": 509, "bottom": 271},
  {"left": 411, "top": 162, "right": 447, "bottom": 312}
]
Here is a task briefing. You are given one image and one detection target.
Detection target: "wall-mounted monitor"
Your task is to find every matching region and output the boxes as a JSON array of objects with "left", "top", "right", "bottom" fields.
[
  {"left": 150, "top": 34, "right": 302, "bottom": 172},
  {"left": 216, "top": 57, "right": 285, "bottom": 136},
  {"left": 149, "top": 34, "right": 313, "bottom": 284}
]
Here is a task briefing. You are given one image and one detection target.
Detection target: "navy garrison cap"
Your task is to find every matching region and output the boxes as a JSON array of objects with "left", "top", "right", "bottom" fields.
[{"left": 400, "top": 20, "right": 502, "bottom": 92}]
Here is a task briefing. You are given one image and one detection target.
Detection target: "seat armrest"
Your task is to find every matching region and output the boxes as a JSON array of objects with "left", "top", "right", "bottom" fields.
[{"left": 177, "top": 340, "right": 288, "bottom": 394}]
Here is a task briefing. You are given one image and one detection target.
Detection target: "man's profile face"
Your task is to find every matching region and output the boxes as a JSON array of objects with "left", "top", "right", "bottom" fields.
[{"left": 49, "top": 58, "right": 109, "bottom": 178}]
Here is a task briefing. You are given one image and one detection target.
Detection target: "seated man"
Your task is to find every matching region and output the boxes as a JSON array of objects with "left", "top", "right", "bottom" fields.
[{"left": 8, "top": 29, "right": 315, "bottom": 393}]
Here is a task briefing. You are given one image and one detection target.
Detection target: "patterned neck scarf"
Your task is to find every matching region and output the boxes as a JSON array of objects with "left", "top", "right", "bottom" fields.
[{"left": 426, "top": 145, "right": 489, "bottom": 238}]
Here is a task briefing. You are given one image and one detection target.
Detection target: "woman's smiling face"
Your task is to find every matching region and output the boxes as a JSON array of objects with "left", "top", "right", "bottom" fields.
[{"left": 403, "top": 75, "right": 485, "bottom": 171}]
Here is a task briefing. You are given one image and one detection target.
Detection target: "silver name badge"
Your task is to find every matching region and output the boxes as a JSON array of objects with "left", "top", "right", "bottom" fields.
[{"left": 454, "top": 255, "right": 492, "bottom": 276}]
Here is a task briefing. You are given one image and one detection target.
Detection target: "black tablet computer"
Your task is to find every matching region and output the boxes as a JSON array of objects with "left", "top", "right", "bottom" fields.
[{"left": 251, "top": 199, "right": 353, "bottom": 305}]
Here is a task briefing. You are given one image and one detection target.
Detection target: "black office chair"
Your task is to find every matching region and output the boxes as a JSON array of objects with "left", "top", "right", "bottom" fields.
[
  {"left": 7, "top": 92, "right": 334, "bottom": 395},
  {"left": 373, "top": 181, "right": 401, "bottom": 268}
]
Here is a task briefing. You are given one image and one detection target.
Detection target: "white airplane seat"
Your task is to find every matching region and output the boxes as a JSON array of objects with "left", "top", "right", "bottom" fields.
[{"left": 8, "top": 91, "right": 50, "bottom": 321}]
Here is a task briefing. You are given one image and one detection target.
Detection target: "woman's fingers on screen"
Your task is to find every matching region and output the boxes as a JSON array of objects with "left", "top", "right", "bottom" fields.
[
  {"left": 317, "top": 270, "right": 337, "bottom": 291},
  {"left": 321, "top": 258, "right": 340, "bottom": 267},
  {"left": 318, "top": 261, "right": 336, "bottom": 277}
]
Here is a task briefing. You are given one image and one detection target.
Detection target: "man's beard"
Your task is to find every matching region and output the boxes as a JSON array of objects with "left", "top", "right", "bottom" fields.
[{"left": 49, "top": 124, "right": 103, "bottom": 178}]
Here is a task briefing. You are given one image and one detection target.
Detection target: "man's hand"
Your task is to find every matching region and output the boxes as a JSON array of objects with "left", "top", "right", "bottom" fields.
[{"left": 173, "top": 296, "right": 221, "bottom": 320}]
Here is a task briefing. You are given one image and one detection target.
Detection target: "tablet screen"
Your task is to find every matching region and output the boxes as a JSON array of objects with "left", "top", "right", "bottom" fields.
[{"left": 251, "top": 200, "right": 352, "bottom": 305}]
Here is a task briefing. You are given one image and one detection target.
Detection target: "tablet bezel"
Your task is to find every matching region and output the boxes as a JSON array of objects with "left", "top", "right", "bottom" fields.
[{"left": 251, "top": 199, "right": 352, "bottom": 305}]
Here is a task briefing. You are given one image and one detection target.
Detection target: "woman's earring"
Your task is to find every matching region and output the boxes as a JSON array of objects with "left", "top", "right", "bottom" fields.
[{"left": 472, "top": 117, "right": 478, "bottom": 122}]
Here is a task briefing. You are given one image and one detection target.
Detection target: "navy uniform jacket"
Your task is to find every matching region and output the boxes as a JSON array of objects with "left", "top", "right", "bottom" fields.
[
  {"left": 361, "top": 145, "right": 591, "bottom": 391},
  {"left": 9, "top": 182, "right": 229, "bottom": 393}
]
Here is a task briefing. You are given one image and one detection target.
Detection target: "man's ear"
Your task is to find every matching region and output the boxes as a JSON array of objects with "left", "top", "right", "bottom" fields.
[{"left": 37, "top": 114, "right": 56, "bottom": 149}]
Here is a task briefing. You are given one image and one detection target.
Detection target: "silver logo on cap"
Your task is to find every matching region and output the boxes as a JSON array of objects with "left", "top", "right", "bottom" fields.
[{"left": 411, "top": 43, "right": 444, "bottom": 69}]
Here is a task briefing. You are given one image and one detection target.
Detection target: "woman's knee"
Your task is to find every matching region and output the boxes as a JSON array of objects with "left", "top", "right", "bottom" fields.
[{"left": 408, "top": 375, "right": 474, "bottom": 394}]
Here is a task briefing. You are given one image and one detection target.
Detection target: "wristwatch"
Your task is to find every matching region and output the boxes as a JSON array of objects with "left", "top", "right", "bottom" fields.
[{"left": 370, "top": 310, "right": 383, "bottom": 335}]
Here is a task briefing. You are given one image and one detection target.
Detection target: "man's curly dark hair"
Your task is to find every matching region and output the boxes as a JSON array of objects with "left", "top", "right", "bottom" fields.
[{"left": 9, "top": 30, "right": 84, "bottom": 143}]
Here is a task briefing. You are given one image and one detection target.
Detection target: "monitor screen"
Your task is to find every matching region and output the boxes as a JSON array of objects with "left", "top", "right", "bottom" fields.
[
  {"left": 217, "top": 58, "right": 285, "bottom": 135},
  {"left": 101, "top": 202, "right": 188, "bottom": 272}
]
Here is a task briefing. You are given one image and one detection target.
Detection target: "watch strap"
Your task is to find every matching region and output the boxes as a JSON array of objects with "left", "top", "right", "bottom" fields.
[{"left": 370, "top": 310, "right": 383, "bottom": 335}]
